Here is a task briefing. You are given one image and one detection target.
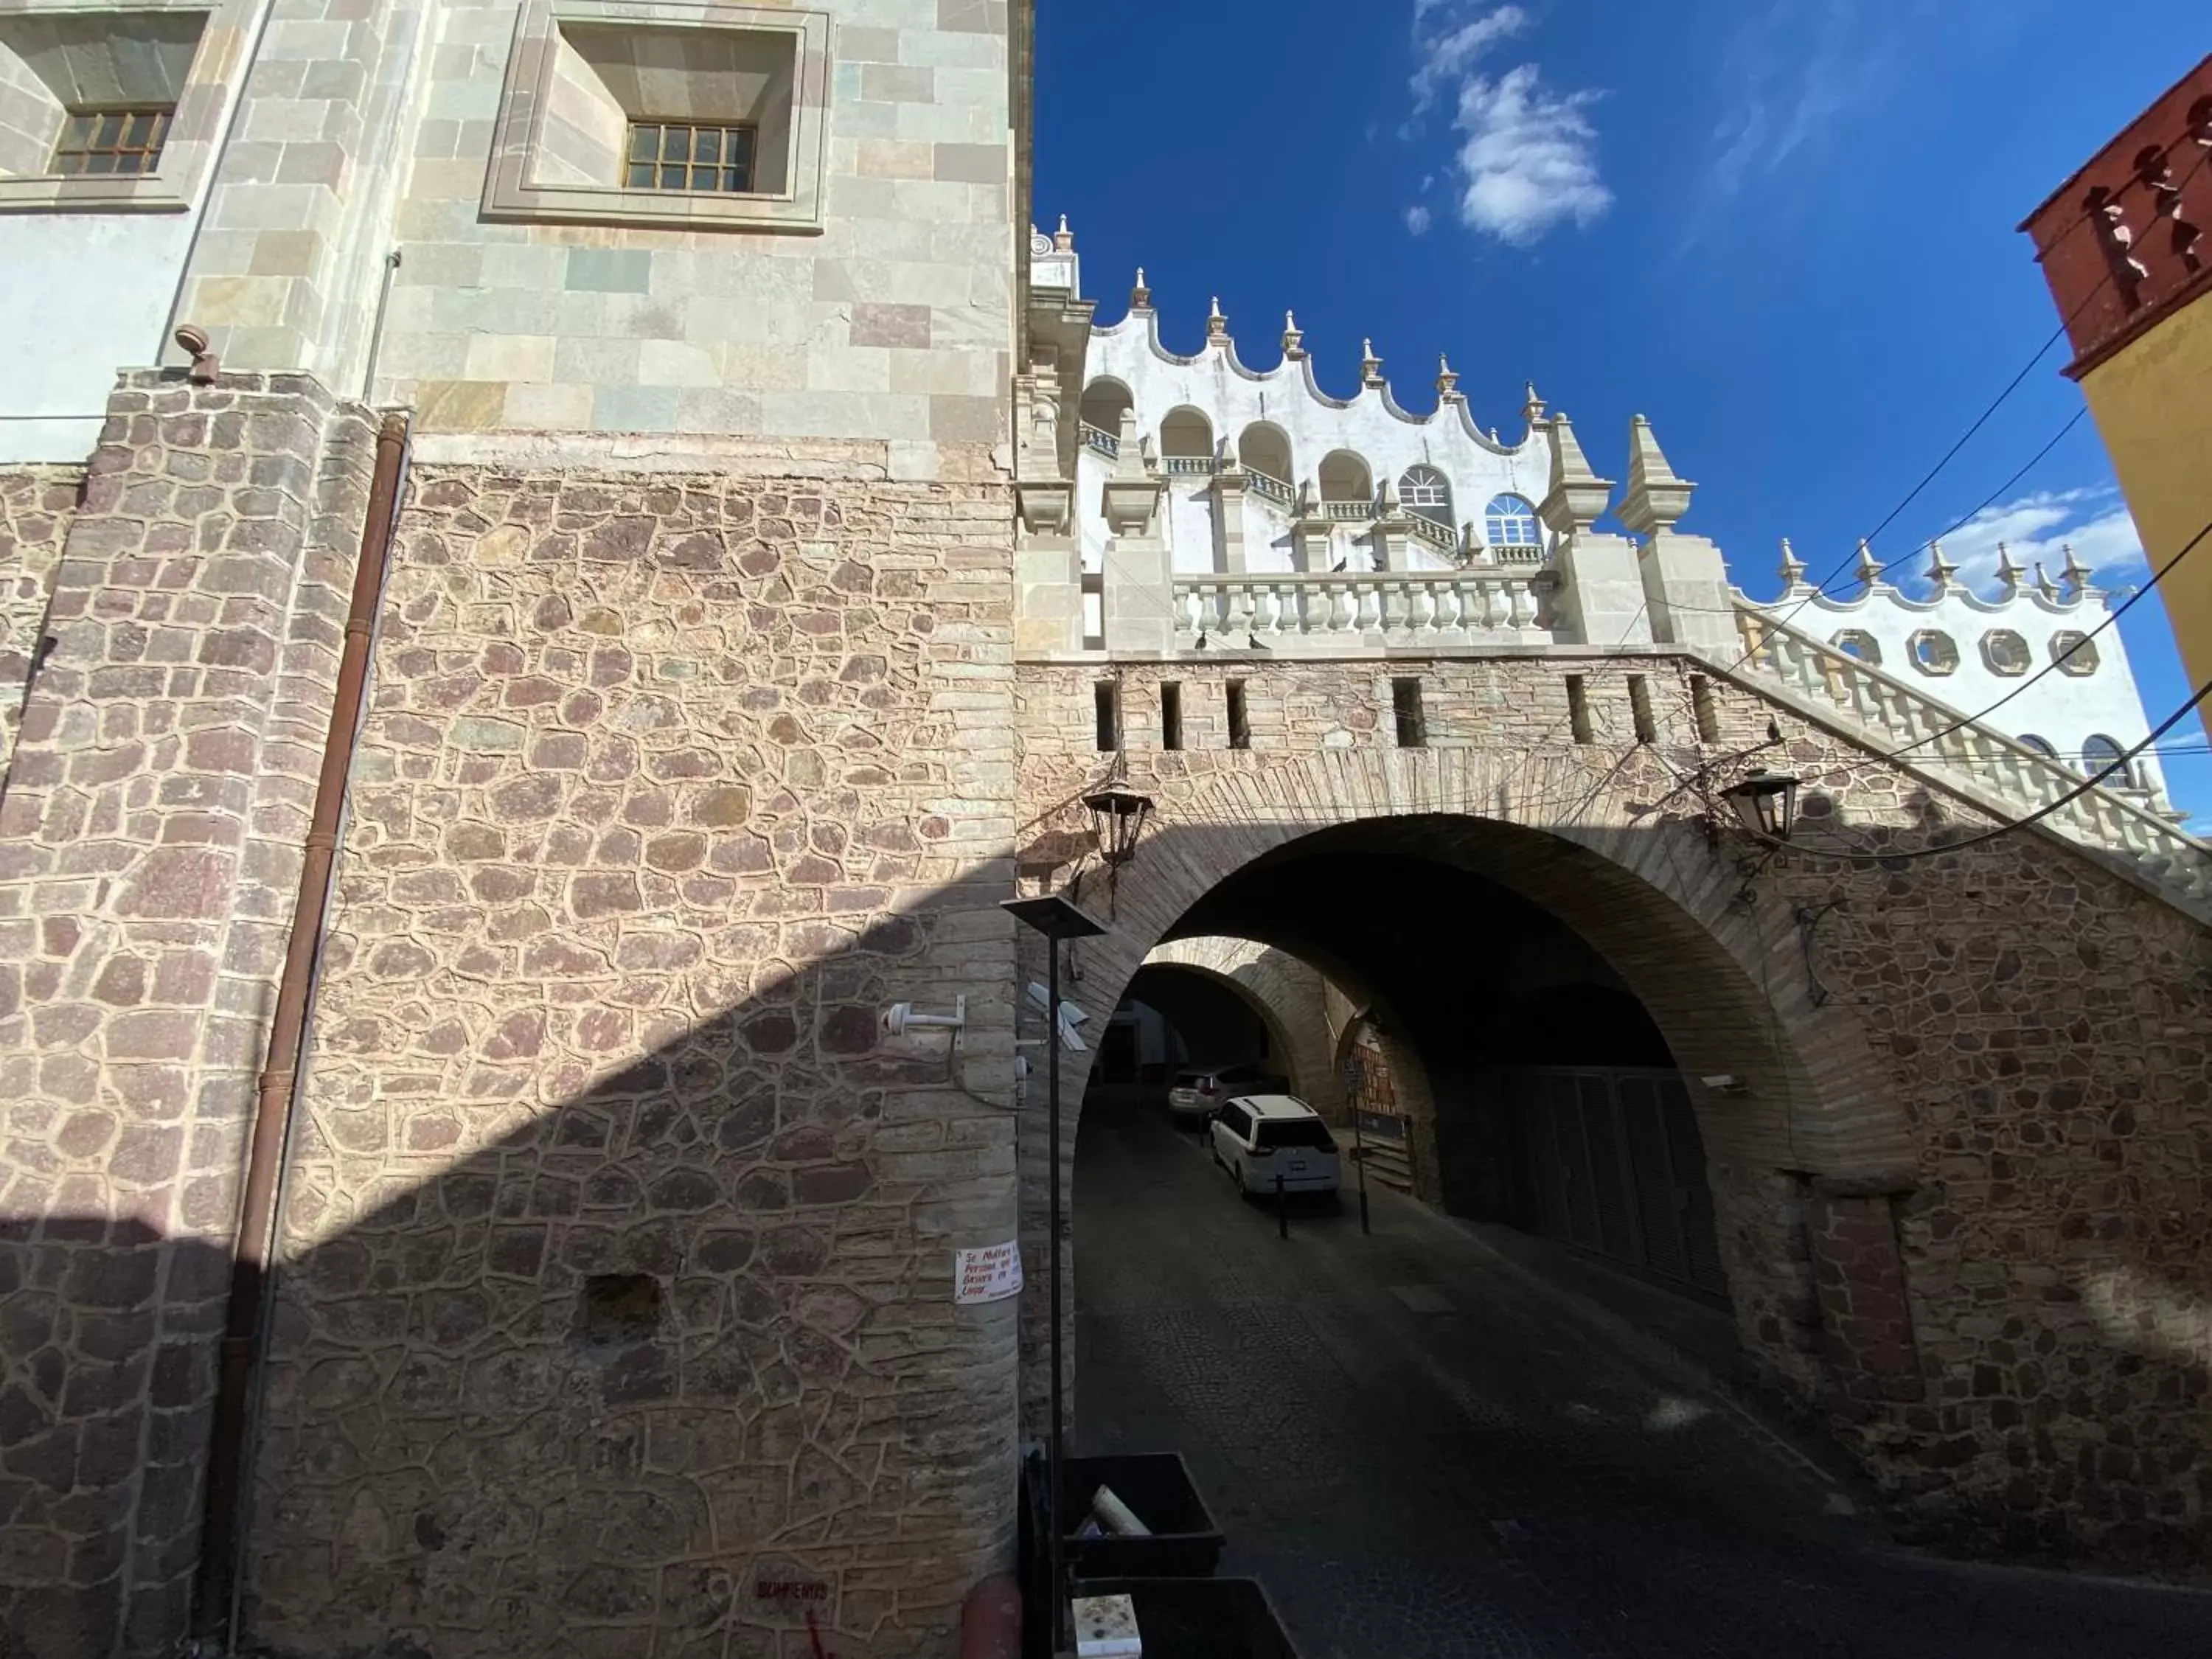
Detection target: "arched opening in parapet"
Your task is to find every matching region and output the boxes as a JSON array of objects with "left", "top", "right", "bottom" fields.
[
  {"left": 1237, "top": 422, "right": 1294, "bottom": 491},
  {"left": 1078, "top": 377, "right": 1133, "bottom": 443},
  {"left": 1318, "top": 449, "right": 1373, "bottom": 504},
  {"left": 1158, "top": 406, "right": 1214, "bottom": 463}
]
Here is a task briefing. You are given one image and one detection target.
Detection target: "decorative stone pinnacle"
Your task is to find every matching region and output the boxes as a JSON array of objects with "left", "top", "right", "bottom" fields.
[
  {"left": 1206, "top": 295, "right": 1228, "bottom": 342},
  {"left": 1130, "top": 268, "right": 1152, "bottom": 310},
  {"left": 1053, "top": 213, "right": 1074, "bottom": 251},
  {"left": 1854, "top": 538, "right": 1885, "bottom": 588},
  {"left": 1360, "top": 338, "right": 1385, "bottom": 388},
  {"left": 1995, "top": 542, "right": 2025, "bottom": 590},
  {"left": 1618, "top": 412, "right": 1696, "bottom": 538},
  {"left": 1522, "top": 380, "right": 1546, "bottom": 425},
  {"left": 1926, "top": 539, "right": 1957, "bottom": 591},
  {"left": 1435, "top": 354, "right": 1462, "bottom": 402},
  {"left": 1778, "top": 538, "right": 1807, "bottom": 585},
  {"left": 2034, "top": 561, "right": 2062, "bottom": 602},
  {"left": 1281, "top": 310, "right": 1307, "bottom": 361},
  {"left": 2062, "top": 541, "right": 2093, "bottom": 591},
  {"left": 1537, "top": 410, "right": 1616, "bottom": 537}
]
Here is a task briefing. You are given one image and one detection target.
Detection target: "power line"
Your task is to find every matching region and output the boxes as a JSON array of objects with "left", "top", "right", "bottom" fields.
[{"left": 1765, "top": 672, "right": 2212, "bottom": 869}]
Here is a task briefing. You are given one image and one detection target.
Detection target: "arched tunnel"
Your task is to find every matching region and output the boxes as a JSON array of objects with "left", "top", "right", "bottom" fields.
[{"left": 1075, "top": 815, "right": 1729, "bottom": 1305}]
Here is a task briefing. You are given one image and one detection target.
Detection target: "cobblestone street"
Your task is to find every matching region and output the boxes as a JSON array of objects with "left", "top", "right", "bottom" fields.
[{"left": 1071, "top": 1093, "right": 2212, "bottom": 1659}]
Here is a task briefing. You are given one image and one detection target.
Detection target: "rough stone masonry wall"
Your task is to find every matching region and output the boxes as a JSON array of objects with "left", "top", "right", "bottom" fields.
[
  {"left": 0, "top": 466, "right": 84, "bottom": 788},
  {"left": 0, "top": 373, "right": 378, "bottom": 1658},
  {"left": 245, "top": 449, "right": 1019, "bottom": 1659},
  {"left": 1012, "top": 653, "right": 2212, "bottom": 1568}
]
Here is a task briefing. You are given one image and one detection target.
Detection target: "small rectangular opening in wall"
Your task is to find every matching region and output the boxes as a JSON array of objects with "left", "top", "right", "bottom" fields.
[
  {"left": 1628, "top": 674, "right": 1657, "bottom": 743},
  {"left": 1161, "top": 681, "right": 1183, "bottom": 751},
  {"left": 1226, "top": 680, "right": 1251, "bottom": 750},
  {"left": 1566, "top": 675, "right": 1593, "bottom": 744},
  {"left": 1095, "top": 681, "right": 1121, "bottom": 752},
  {"left": 1690, "top": 674, "right": 1720, "bottom": 743},
  {"left": 1392, "top": 678, "right": 1427, "bottom": 748}
]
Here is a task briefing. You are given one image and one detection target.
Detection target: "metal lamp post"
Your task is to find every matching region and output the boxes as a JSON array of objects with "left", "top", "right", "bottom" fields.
[{"left": 1001, "top": 892, "right": 1107, "bottom": 1656}]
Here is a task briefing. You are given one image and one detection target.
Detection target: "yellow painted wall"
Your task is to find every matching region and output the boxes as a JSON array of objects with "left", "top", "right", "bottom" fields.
[{"left": 2079, "top": 293, "right": 2212, "bottom": 739}]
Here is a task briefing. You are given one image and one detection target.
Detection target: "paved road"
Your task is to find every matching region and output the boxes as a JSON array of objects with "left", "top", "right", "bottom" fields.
[{"left": 1071, "top": 1093, "right": 2212, "bottom": 1658}]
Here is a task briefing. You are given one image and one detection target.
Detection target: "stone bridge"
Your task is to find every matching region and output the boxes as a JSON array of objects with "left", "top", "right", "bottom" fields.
[{"left": 1015, "top": 650, "right": 2212, "bottom": 1567}]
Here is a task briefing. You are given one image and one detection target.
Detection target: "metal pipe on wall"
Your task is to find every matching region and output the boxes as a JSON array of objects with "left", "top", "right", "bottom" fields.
[{"left": 190, "top": 409, "right": 411, "bottom": 1644}]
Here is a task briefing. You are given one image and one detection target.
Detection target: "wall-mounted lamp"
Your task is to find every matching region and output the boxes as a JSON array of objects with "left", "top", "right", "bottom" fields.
[
  {"left": 1079, "top": 777, "right": 1156, "bottom": 920},
  {"left": 1721, "top": 768, "right": 1801, "bottom": 844}
]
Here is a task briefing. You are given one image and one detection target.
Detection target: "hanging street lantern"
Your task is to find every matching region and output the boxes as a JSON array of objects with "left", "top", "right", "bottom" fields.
[
  {"left": 1721, "top": 768, "right": 1801, "bottom": 844},
  {"left": 1081, "top": 779, "right": 1155, "bottom": 870}
]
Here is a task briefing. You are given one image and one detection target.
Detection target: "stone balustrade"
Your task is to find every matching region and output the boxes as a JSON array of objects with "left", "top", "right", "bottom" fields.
[
  {"left": 1733, "top": 605, "right": 2212, "bottom": 911},
  {"left": 1175, "top": 569, "right": 1554, "bottom": 647}
]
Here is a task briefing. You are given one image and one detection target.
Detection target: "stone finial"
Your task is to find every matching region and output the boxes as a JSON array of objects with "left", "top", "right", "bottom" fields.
[
  {"left": 1854, "top": 539, "right": 1885, "bottom": 589},
  {"left": 1281, "top": 310, "right": 1307, "bottom": 361},
  {"left": 1778, "top": 538, "right": 1807, "bottom": 586},
  {"left": 2034, "top": 561, "right": 2062, "bottom": 602},
  {"left": 1617, "top": 413, "right": 1696, "bottom": 537},
  {"left": 1926, "top": 539, "right": 1957, "bottom": 592},
  {"left": 1435, "top": 354, "right": 1463, "bottom": 404},
  {"left": 1113, "top": 407, "right": 1149, "bottom": 479},
  {"left": 2061, "top": 541, "right": 2094, "bottom": 593},
  {"left": 1206, "top": 295, "right": 1229, "bottom": 344},
  {"left": 1995, "top": 541, "right": 2025, "bottom": 593},
  {"left": 1297, "top": 478, "right": 1320, "bottom": 517},
  {"left": 1360, "top": 338, "right": 1385, "bottom": 389},
  {"left": 1053, "top": 213, "right": 1075, "bottom": 251},
  {"left": 1521, "top": 380, "right": 1546, "bottom": 426},
  {"left": 1217, "top": 435, "right": 1242, "bottom": 475},
  {"left": 1130, "top": 268, "right": 1152, "bottom": 310},
  {"left": 1380, "top": 473, "right": 1402, "bottom": 515},
  {"left": 1537, "top": 411, "right": 1616, "bottom": 537}
]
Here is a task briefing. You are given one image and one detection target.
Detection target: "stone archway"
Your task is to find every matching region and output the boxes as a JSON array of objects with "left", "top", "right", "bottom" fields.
[
  {"left": 1018, "top": 748, "right": 1913, "bottom": 1435},
  {"left": 1136, "top": 936, "right": 1339, "bottom": 1113}
]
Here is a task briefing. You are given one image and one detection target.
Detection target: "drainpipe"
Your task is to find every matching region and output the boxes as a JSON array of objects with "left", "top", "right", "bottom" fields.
[{"left": 190, "top": 409, "right": 411, "bottom": 1645}]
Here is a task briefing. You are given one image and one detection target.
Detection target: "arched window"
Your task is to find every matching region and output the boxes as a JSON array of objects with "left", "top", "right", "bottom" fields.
[
  {"left": 2080, "top": 734, "right": 2132, "bottom": 785},
  {"left": 1077, "top": 378, "right": 1132, "bottom": 454},
  {"left": 1484, "top": 494, "right": 1542, "bottom": 560},
  {"left": 1907, "top": 630, "right": 1958, "bottom": 675},
  {"left": 1399, "top": 465, "right": 1453, "bottom": 529},
  {"left": 1318, "top": 450, "right": 1373, "bottom": 504},
  {"left": 2051, "top": 631, "right": 2099, "bottom": 675},
  {"left": 1158, "top": 406, "right": 1214, "bottom": 473},
  {"left": 2016, "top": 734, "right": 2058, "bottom": 761},
  {"left": 1830, "top": 630, "right": 1882, "bottom": 666},
  {"left": 1980, "top": 630, "right": 2031, "bottom": 675},
  {"left": 1237, "top": 423, "right": 1293, "bottom": 490}
]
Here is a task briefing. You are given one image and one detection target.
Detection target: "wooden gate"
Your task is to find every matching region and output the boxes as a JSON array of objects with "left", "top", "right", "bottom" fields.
[{"left": 1499, "top": 1067, "right": 1727, "bottom": 1300}]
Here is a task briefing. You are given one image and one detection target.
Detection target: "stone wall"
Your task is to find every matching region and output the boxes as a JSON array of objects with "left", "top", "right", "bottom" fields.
[
  {"left": 0, "top": 465, "right": 83, "bottom": 787},
  {"left": 245, "top": 445, "right": 1019, "bottom": 1659},
  {"left": 1012, "top": 652, "right": 2212, "bottom": 1568},
  {"left": 0, "top": 372, "right": 378, "bottom": 1657}
]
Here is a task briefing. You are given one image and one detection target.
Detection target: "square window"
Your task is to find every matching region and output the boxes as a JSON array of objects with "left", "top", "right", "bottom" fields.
[
  {"left": 0, "top": 1, "right": 256, "bottom": 215},
  {"left": 484, "top": 1, "right": 830, "bottom": 234}
]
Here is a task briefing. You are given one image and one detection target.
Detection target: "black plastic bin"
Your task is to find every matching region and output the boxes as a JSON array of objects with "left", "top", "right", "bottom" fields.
[
  {"left": 1062, "top": 1453, "right": 1225, "bottom": 1579},
  {"left": 1074, "top": 1577, "right": 1302, "bottom": 1659}
]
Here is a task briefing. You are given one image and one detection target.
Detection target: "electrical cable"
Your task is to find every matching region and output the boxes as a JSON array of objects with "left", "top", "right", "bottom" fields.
[{"left": 1753, "top": 672, "right": 2212, "bottom": 869}]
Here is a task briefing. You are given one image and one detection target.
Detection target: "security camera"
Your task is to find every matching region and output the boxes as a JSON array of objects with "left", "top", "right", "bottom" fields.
[
  {"left": 1699, "top": 1074, "right": 1747, "bottom": 1095},
  {"left": 883, "top": 995, "right": 967, "bottom": 1037}
]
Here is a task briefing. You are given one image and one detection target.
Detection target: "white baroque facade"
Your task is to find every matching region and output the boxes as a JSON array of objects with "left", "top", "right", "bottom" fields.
[{"left": 1020, "top": 223, "right": 2175, "bottom": 813}]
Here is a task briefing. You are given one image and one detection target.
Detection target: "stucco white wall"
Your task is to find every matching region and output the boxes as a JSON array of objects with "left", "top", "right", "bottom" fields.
[
  {"left": 0, "top": 211, "right": 201, "bottom": 462},
  {"left": 1076, "top": 305, "right": 1553, "bottom": 573},
  {"left": 1754, "top": 578, "right": 2170, "bottom": 801}
]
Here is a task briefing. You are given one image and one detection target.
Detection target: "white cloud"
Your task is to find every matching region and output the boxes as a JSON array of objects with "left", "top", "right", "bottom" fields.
[
  {"left": 1450, "top": 65, "right": 1611, "bottom": 245},
  {"left": 1409, "top": 1, "right": 1528, "bottom": 119},
  {"left": 1405, "top": 203, "right": 1435, "bottom": 236},
  {"left": 1900, "top": 488, "right": 2148, "bottom": 597},
  {"left": 1404, "top": 1, "right": 1610, "bottom": 246}
]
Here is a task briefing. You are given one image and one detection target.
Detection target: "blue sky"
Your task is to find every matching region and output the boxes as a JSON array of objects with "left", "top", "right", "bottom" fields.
[{"left": 1034, "top": 1, "right": 2212, "bottom": 824}]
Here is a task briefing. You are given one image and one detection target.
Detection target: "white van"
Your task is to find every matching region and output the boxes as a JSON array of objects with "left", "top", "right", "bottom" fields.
[{"left": 1208, "top": 1094, "right": 1341, "bottom": 1196}]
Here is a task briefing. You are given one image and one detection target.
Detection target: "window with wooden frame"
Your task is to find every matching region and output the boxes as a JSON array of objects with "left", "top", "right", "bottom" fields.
[
  {"left": 625, "top": 119, "right": 757, "bottom": 193},
  {"left": 50, "top": 107, "right": 173, "bottom": 175}
]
